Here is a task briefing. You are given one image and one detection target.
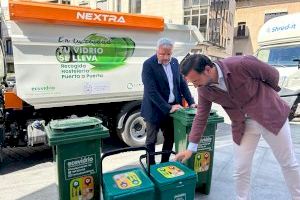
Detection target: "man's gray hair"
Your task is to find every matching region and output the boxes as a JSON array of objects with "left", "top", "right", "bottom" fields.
[{"left": 156, "top": 37, "right": 174, "bottom": 49}]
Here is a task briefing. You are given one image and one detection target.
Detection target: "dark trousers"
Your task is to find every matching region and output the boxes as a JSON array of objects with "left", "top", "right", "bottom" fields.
[{"left": 145, "top": 116, "right": 174, "bottom": 165}]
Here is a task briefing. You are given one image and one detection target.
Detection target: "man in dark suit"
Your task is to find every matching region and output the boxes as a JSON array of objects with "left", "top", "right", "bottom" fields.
[
  {"left": 175, "top": 54, "right": 300, "bottom": 199},
  {"left": 141, "top": 38, "right": 196, "bottom": 165}
]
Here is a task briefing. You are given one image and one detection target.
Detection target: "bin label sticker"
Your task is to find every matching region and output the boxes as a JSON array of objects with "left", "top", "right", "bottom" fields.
[
  {"left": 70, "top": 176, "right": 94, "bottom": 200},
  {"left": 113, "top": 171, "right": 142, "bottom": 189},
  {"left": 198, "top": 135, "right": 214, "bottom": 151},
  {"left": 194, "top": 152, "right": 210, "bottom": 172},
  {"left": 157, "top": 165, "right": 185, "bottom": 178},
  {"left": 64, "top": 154, "right": 97, "bottom": 180},
  {"left": 174, "top": 193, "right": 186, "bottom": 200}
]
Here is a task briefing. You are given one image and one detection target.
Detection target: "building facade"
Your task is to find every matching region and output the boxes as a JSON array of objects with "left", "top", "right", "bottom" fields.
[
  {"left": 50, "top": 0, "right": 236, "bottom": 59},
  {"left": 233, "top": 0, "right": 300, "bottom": 56},
  {"left": 107, "top": 0, "right": 236, "bottom": 59},
  {"left": 183, "top": 0, "right": 235, "bottom": 59}
]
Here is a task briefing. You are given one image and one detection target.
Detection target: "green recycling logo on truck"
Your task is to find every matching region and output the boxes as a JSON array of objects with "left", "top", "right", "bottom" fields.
[{"left": 55, "top": 34, "right": 135, "bottom": 71}]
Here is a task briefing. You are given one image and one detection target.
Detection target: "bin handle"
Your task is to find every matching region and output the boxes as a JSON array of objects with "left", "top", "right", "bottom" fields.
[
  {"left": 100, "top": 146, "right": 149, "bottom": 187},
  {"left": 139, "top": 150, "right": 177, "bottom": 177}
]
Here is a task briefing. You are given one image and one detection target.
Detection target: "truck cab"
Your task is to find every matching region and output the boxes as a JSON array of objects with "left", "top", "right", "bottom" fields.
[{"left": 256, "top": 13, "right": 300, "bottom": 120}]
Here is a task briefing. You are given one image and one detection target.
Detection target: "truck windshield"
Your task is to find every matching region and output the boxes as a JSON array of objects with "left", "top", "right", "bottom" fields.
[{"left": 257, "top": 45, "right": 300, "bottom": 67}]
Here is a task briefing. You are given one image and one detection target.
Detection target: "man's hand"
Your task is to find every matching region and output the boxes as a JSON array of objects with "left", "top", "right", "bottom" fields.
[
  {"left": 174, "top": 150, "right": 193, "bottom": 163},
  {"left": 169, "top": 104, "right": 182, "bottom": 113},
  {"left": 190, "top": 103, "right": 197, "bottom": 108}
]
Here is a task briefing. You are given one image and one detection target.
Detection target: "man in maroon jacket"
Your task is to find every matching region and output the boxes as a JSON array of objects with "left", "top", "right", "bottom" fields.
[{"left": 175, "top": 54, "right": 300, "bottom": 199}]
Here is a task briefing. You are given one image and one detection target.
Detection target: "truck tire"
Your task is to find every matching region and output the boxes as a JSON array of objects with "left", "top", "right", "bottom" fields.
[{"left": 119, "top": 111, "right": 147, "bottom": 147}]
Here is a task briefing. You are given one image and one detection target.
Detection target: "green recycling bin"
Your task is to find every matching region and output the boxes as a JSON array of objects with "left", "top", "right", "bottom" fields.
[
  {"left": 171, "top": 108, "right": 224, "bottom": 194},
  {"left": 46, "top": 116, "right": 109, "bottom": 200},
  {"left": 139, "top": 151, "right": 197, "bottom": 200},
  {"left": 149, "top": 161, "right": 197, "bottom": 200},
  {"left": 101, "top": 147, "right": 155, "bottom": 200},
  {"left": 103, "top": 167, "right": 155, "bottom": 200}
]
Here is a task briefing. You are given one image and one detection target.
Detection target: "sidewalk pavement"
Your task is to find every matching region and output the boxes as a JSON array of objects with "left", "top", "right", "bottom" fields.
[
  {"left": 197, "top": 123, "right": 300, "bottom": 200},
  {"left": 0, "top": 122, "right": 299, "bottom": 200}
]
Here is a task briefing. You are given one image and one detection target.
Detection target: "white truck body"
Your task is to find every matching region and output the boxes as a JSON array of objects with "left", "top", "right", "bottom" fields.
[
  {"left": 256, "top": 13, "right": 300, "bottom": 118},
  {"left": 9, "top": 22, "right": 202, "bottom": 109},
  {"left": 0, "top": 1, "right": 203, "bottom": 152}
]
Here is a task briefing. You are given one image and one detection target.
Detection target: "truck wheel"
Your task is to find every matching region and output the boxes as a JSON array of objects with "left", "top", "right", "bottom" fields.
[{"left": 120, "top": 111, "right": 147, "bottom": 147}]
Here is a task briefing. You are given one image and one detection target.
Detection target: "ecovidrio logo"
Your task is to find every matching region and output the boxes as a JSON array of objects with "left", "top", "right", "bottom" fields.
[{"left": 31, "top": 85, "right": 56, "bottom": 92}]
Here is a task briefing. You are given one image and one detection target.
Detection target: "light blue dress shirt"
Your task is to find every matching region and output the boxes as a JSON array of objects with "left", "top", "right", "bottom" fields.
[{"left": 162, "top": 62, "right": 175, "bottom": 103}]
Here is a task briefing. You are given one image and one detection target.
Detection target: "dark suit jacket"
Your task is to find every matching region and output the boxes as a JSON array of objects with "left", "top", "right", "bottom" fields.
[
  {"left": 141, "top": 55, "right": 194, "bottom": 124},
  {"left": 189, "top": 55, "right": 290, "bottom": 145}
]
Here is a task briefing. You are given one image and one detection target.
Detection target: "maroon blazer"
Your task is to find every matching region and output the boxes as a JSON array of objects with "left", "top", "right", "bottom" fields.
[{"left": 189, "top": 55, "right": 290, "bottom": 145}]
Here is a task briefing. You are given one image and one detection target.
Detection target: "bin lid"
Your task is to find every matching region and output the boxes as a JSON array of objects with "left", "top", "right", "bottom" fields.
[
  {"left": 103, "top": 168, "right": 154, "bottom": 197},
  {"left": 171, "top": 108, "right": 196, "bottom": 120},
  {"left": 46, "top": 116, "right": 109, "bottom": 146},
  {"left": 49, "top": 116, "right": 102, "bottom": 130},
  {"left": 150, "top": 161, "right": 196, "bottom": 190},
  {"left": 171, "top": 108, "right": 224, "bottom": 126}
]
